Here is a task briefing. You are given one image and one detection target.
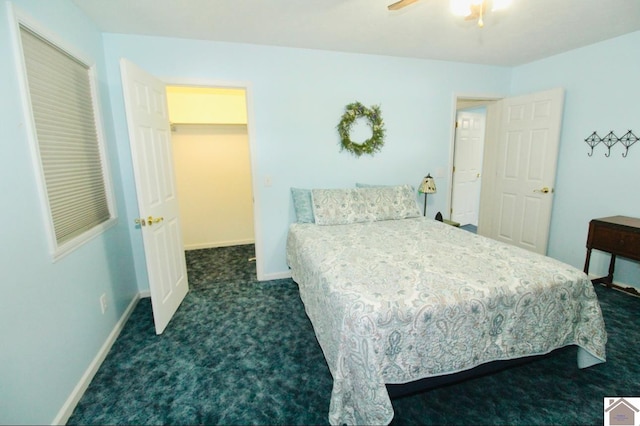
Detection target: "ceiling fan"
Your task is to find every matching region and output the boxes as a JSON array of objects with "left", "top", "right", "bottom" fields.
[{"left": 387, "top": 0, "right": 513, "bottom": 27}]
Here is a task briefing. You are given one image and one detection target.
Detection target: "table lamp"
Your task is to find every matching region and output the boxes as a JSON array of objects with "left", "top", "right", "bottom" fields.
[{"left": 418, "top": 174, "right": 436, "bottom": 216}]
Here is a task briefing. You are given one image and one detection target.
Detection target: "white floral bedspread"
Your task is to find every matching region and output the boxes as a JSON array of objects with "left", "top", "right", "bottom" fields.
[{"left": 286, "top": 218, "right": 607, "bottom": 425}]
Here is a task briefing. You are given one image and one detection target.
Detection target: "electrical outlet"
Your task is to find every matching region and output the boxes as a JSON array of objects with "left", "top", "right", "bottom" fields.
[{"left": 100, "top": 293, "right": 108, "bottom": 314}]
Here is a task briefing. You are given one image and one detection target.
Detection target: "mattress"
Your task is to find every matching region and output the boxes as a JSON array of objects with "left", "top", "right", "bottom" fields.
[{"left": 286, "top": 217, "right": 607, "bottom": 425}]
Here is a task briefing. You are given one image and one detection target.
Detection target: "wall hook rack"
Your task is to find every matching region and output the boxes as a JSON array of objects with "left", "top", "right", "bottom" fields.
[{"left": 584, "top": 130, "right": 637, "bottom": 158}]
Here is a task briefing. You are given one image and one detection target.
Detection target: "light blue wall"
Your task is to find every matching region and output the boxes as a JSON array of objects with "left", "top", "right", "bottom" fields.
[
  {"left": 511, "top": 31, "right": 640, "bottom": 288},
  {"left": 102, "top": 33, "right": 512, "bottom": 282},
  {"left": 0, "top": 1, "right": 139, "bottom": 424}
]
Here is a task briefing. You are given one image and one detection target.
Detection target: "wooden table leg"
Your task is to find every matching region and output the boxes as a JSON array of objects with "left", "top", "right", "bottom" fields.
[
  {"left": 605, "top": 254, "right": 616, "bottom": 288},
  {"left": 583, "top": 248, "right": 592, "bottom": 275}
]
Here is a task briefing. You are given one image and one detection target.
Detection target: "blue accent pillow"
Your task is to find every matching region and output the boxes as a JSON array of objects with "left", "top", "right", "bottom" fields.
[{"left": 291, "top": 188, "right": 315, "bottom": 223}]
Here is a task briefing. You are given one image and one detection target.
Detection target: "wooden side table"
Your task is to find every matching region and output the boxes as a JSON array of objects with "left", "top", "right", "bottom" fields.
[{"left": 584, "top": 215, "right": 640, "bottom": 296}]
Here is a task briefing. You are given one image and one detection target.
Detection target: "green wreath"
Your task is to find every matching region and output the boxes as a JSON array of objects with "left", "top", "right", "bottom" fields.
[{"left": 337, "top": 102, "right": 385, "bottom": 157}]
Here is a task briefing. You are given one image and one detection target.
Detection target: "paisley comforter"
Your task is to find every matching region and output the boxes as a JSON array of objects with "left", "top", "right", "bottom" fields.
[{"left": 286, "top": 217, "right": 607, "bottom": 425}]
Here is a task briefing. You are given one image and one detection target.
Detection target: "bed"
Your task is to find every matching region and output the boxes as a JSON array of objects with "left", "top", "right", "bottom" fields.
[{"left": 286, "top": 185, "right": 607, "bottom": 425}]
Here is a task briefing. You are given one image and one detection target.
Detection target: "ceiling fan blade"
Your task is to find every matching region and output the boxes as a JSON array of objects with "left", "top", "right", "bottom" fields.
[{"left": 387, "top": 0, "right": 419, "bottom": 11}]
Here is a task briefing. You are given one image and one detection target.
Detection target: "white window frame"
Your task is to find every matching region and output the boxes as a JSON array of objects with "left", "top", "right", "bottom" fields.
[{"left": 8, "top": 4, "right": 117, "bottom": 261}]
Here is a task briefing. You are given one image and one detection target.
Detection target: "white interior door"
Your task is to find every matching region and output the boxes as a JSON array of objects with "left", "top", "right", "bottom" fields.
[
  {"left": 451, "top": 111, "right": 485, "bottom": 226},
  {"left": 120, "top": 59, "right": 189, "bottom": 334},
  {"left": 489, "top": 88, "right": 565, "bottom": 254}
]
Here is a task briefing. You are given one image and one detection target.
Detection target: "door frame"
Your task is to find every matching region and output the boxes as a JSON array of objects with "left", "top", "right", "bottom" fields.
[
  {"left": 164, "top": 77, "right": 264, "bottom": 280},
  {"left": 447, "top": 93, "right": 502, "bottom": 234}
]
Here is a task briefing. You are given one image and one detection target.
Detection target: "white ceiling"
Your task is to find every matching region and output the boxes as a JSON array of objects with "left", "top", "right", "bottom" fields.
[{"left": 71, "top": 0, "right": 640, "bottom": 66}]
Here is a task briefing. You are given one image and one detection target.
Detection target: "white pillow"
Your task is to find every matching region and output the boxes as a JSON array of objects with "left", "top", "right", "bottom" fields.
[
  {"left": 312, "top": 185, "right": 420, "bottom": 225},
  {"left": 311, "top": 188, "right": 372, "bottom": 225}
]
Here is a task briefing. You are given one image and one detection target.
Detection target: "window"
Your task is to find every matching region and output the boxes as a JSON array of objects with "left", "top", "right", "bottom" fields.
[{"left": 17, "top": 22, "right": 115, "bottom": 259}]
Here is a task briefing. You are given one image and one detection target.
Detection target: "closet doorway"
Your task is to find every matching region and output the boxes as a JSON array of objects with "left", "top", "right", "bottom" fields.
[{"left": 166, "top": 86, "right": 255, "bottom": 251}]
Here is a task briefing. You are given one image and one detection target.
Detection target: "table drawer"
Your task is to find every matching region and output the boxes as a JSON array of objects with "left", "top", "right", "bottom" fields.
[{"left": 590, "top": 225, "right": 640, "bottom": 260}]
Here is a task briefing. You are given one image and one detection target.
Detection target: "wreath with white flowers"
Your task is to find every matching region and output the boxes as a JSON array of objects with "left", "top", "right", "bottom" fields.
[{"left": 337, "top": 102, "right": 385, "bottom": 157}]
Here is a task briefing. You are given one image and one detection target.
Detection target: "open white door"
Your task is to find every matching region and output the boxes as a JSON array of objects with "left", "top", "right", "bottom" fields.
[
  {"left": 451, "top": 111, "right": 485, "bottom": 226},
  {"left": 120, "top": 59, "right": 189, "bottom": 334},
  {"left": 489, "top": 88, "right": 564, "bottom": 254}
]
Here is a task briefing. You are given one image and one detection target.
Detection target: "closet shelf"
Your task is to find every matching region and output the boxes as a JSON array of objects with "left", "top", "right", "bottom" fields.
[{"left": 170, "top": 122, "right": 246, "bottom": 126}]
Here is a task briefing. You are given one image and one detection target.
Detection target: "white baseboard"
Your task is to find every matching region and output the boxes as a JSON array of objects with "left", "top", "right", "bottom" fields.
[
  {"left": 184, "top": 239, "right": 255, "bottom": 251},
  {"left": 52, "top": 293, "right": 141, "bottom": 425},
  {"left": 259, "top": 270, "right": 292, "bottom": 281}
]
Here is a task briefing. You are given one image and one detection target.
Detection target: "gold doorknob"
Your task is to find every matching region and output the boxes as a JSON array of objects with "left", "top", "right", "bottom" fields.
[
  {"left": 147, "top": 216, "right": 164, "bottom": 225},
  {"left": 534, "top": 187, "right": 551, "bottom": 194}
]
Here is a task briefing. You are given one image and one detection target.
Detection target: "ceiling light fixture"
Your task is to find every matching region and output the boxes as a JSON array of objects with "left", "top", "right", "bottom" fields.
[{"left": 450, "top": 0, "right": 513, "bottom": 27}]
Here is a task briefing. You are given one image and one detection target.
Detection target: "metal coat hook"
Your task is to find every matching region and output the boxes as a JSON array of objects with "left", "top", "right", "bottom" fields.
[
  {"left": 602, "top": 131, "right": 618, "bottom": 157},
  {"left": 584, "top": 131, "right": 601, "bottom": 157},
  {"left": 619, "top": 130, "right": 638, "bottom": 158}
]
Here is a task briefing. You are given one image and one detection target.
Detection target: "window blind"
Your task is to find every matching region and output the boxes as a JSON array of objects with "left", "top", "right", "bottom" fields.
[{"left": 20, "top": 26, "right": 111, "bottom": 245}]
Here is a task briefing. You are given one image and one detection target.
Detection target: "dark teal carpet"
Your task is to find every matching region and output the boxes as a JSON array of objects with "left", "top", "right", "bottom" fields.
[{"left": 68, "top": 245, "right": 639, "bottom": 425}]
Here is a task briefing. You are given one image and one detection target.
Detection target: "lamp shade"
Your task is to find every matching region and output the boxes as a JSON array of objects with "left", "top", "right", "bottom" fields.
[{"left": 418, "top": 174, "right": 436, "bottom": 194}]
